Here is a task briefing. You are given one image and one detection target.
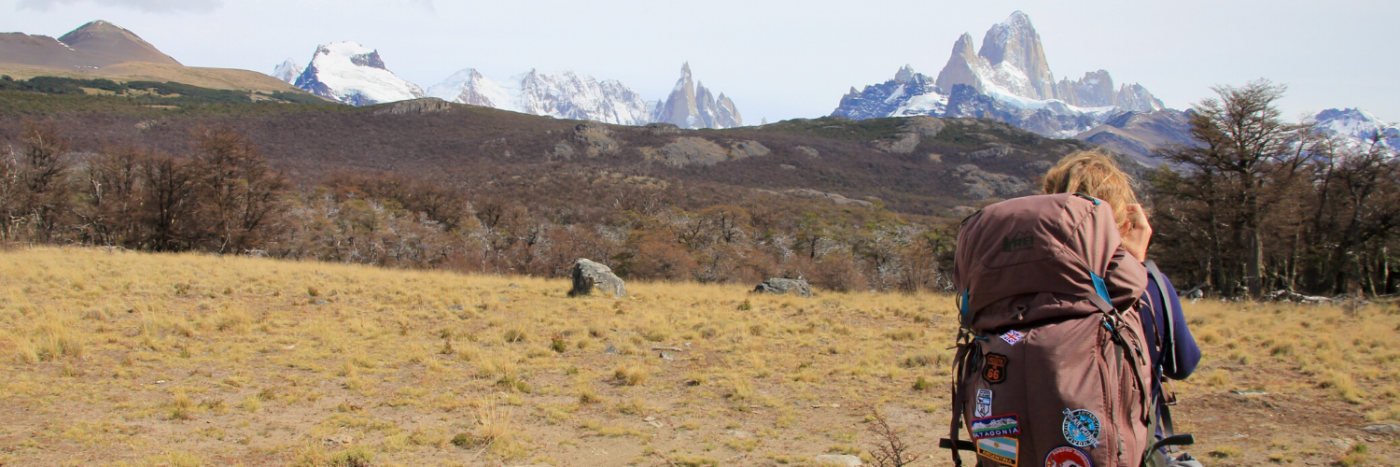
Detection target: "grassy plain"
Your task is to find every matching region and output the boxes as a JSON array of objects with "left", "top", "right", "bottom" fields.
[{"left": 0, "top": 247, "right": 1395, "bottom": 466}]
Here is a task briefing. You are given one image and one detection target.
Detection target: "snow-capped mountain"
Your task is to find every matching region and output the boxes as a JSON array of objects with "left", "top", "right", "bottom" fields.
[
  {"left": 292, "top": 42, "right": 425, "bottom": 106},
  {"left": 1310, "top": 108, "right": 1399, "bottom": 151},
  {"left": 831, "top": 65, "right": 946, "bottom": 120},
  {"left": 833, "top": 11, "right": 1163, "bottom": 138},
  {"left": 653, "top": 63, "right": 742, "bottom": 129},
  {"left": 427, "top": 68, "right": 652, "bottom": 125},
  {"left": 272, "top": 59, "right": 302, "bottom": 84},
  {"left": 427, "top": 62, "right": 742, "bottom": 128}
]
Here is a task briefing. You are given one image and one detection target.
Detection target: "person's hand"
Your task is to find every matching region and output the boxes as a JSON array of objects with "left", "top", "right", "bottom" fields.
[{"left": 1122, "top": 204, "right": 1152, "bottom": 262}]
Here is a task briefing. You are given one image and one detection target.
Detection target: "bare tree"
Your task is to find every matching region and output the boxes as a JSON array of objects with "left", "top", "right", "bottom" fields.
[{"left": 865, "top": 406, "right": 921, "bottom": 467}]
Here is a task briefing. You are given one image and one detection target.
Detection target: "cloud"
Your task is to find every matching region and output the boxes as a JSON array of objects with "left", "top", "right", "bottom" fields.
[{"left": 17, "top": 0, "right": 223, "bottom": 13}]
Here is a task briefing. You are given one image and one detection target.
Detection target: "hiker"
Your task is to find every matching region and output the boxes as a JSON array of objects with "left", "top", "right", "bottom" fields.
[
  {"left": 1042, "top": 150, "right": 1203, "bottom": 466},
  {"left": 945, "top": 149, "right": 1202, "bottom": 467}
]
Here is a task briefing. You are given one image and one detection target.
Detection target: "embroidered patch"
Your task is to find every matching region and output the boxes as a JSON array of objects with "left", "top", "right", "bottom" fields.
[
  {"left": 976, "top": 436, "right": 1018, "bottom": 466},
  {"left": 982, "top": 353, "right": 1008, "bottom": 384},
  {"left": 1061, "top": 409, "right": 1101, "bottom": 448},
  {"left": 1000, "top": 330, "right": 1025, "bottom": 345},
  {"left": 1045, "top": 446, "right": 1092, "bottom": 467},
  {"left": 975, "top": 388, "right": 993, "bottom": 418},
  {"left": 969, "top": 414, "right": 1020, "bottom": 439}
]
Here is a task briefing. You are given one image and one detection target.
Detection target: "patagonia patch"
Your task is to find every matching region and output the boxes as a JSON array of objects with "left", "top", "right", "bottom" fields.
[
  {"left": 975, "top": 388, "right": 993, "bottom": 418},
  {"left": 999, "top": 330, "right": 1025, "bottom": 345},
  {"left": 1001, "top": 230, "right": 1033, "bottom": 252},
  {"left": 976, "top": 436, "right": 1018, "bottom": 466},
  {"left": 1045, "top": 446, "right": 1092, "bottom": 467},
  {"left": 1061, "top": 409, "right": 1101, "bottom": 448},
  {"left": 982, "top": 353, "right": 1008, "bottom": 384},
  {"left": 969, "top": 414, "right": 1020, "bottom": 439}
]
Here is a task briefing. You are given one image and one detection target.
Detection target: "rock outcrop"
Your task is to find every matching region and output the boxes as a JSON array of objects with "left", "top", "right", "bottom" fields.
[
  {"left": 373, "top": 97, "right": 454, "bottom": 115},
  {"left": 640, "top": 138, "right": 769, "bottom": 167},
  {"left": 570, "top": 259, "right": 627, "bottom": 298},
  {"left": 752, "top": 278, "right": 813, "bottom": 297}
]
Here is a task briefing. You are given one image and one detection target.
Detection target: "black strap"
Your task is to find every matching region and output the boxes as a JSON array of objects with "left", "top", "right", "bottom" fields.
[
  {"left": 1157, "top": 394, "right": 1177, "bottom": 439},
  {"left": 1144, "top": 260, "right": 1177, "bottom": 375},
  {"left": 939, "top": 439, "right": 977, "bottom": 451}
]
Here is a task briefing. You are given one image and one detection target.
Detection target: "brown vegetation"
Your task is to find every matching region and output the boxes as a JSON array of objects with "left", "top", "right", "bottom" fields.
[{"left": 0, "top": 118, "right": 959, "bottom": 291}]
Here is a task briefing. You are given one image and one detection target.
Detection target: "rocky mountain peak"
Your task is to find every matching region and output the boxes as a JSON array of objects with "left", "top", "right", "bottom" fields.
[
  {"left": 935, "top": 33, "right": 980, "bottom": 94},
  {"left": 652, "top": 63, "right": 742, "bottom": 129},
  {"left": 272, "top": 59, "right": 302, "bottom": 83},
  {"left": 977, "top": 10, "right": 1054, "bottom": 99},
  {"left": 894, "top": 64, "right": 916, "bottom": 84}
]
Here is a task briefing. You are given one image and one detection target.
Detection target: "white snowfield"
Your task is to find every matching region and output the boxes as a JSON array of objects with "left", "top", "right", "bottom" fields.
[
  {"left": 295, "top": 41, "right": 425, "bottom": 106},
  {"left": 427, "top": 68, "right": 654, "bottom": 126}
]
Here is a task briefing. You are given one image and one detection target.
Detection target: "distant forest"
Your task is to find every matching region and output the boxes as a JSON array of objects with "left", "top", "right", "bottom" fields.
[
  {"left": 0, "top": 118, "right": 956, "bottom": 293},
  {"left": 0, "top": 78, "right": 1396, "bottom": 297}
]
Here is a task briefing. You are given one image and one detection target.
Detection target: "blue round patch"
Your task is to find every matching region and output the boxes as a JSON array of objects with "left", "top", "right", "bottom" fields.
[{"left": 1061, "top": 409, "right": 1101, "bottom": 448}]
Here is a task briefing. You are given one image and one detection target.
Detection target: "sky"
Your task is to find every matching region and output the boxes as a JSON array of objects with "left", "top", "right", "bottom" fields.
[{"left": 2, "top": 0, "right": 1397, "bottom": 124}]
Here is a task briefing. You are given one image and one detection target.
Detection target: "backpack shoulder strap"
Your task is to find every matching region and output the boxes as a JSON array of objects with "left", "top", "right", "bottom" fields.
[{"left": 1143, "top": 260, "right": 1177, "bottom": 375}]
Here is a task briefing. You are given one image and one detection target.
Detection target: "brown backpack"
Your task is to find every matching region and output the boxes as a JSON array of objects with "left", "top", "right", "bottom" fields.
[{"left": 942, "top": 193, "right": 1152, "bottom": 467}]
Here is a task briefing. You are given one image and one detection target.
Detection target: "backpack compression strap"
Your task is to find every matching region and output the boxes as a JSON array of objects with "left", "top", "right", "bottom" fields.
[{"left": 1090, "top": 271, "right": 1153, "bottom": 420}]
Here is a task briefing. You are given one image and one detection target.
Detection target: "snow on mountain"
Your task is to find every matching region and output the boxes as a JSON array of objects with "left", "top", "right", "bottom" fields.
[
  {"left": 517, "top": 70, "right": 652, "bottom": 125},
  {"left": 653, "top": 63, "right": 743, "bottom": 129},
  {"left": 831, "top": 65, "right": 946, "bottom": 120},
  {"left": 833, "top": 11, "right": 1162, "bottom": 138},
  {"left": 427, "top": 68, "right": 652, "bottom": 125},
  {"left": 292, "top": 42, "right": 425, "bottom": 106},
  {"left": 1310, "top": 108, "right": 1400, "bottom": 151},
  {"left": 271, "top": 58, "right": 302, "bottom": 84}
]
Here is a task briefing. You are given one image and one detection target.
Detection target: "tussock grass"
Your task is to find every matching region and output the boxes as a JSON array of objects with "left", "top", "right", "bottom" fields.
[{"left": 1, "top": 247, "right": 1397, "bottom": 465}]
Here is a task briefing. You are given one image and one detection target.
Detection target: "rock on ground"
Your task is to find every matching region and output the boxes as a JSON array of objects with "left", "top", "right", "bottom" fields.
[
  {"left": 753, "top": 278, "right": 812, "bottom": 297},
  {"left": 813, "top": 454, "right": 862, "bottom": 466},
  {"left": 570, "top": 258, "right": 627, "bottom": 298}
]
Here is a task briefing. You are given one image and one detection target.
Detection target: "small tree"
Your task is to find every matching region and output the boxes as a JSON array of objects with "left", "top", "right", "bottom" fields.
[
  {"left": 865, "top": 406, "right": 921, "bottom": 467},
  {"left": 191, "top": 127, "right": 289, "bottom": 253}
]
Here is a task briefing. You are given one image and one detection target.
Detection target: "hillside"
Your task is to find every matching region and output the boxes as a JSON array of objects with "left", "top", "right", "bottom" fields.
[
  {"left": 0, "top": 91, "right": 1104, "bottom": 217},
  {"left": 0, "top": 20, "right": 317, "bottom": 98},
  {"left": 0, "top": 247, "right": 1395, "bottom": 466}
]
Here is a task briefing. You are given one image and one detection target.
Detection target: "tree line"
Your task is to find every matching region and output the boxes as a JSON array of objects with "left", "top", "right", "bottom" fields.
[
  {"left": 0, "top": 119, "right": 956, "bottom": 293},
  {"left": 1147, "top": 80, "right": 1400, "bottom": 298},
  {"left": 9, "top": 79, "right": 1390, "bottom": 298}
]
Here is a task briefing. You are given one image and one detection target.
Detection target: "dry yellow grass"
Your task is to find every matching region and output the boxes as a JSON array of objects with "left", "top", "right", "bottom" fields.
[{"left": 0, "top": 246, "right": 1395, "bottom": 466}]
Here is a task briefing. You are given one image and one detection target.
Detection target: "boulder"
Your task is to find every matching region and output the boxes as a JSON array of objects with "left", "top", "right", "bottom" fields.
[
  {"left": 570, "top": 259, "right": 627, "bottom": 298},
  {"left": 753, "top": 278, "right": 812, "bottom": 297}
]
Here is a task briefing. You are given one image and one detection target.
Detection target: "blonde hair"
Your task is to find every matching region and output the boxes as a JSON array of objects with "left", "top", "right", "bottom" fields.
[{"left": 1042, "top": 150, "right": 1139, "bottom": 233}]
